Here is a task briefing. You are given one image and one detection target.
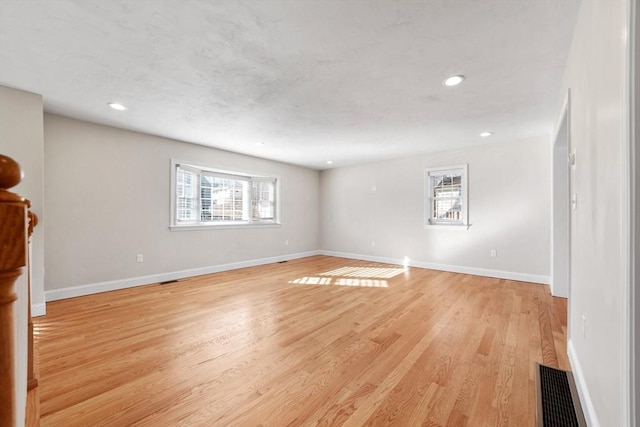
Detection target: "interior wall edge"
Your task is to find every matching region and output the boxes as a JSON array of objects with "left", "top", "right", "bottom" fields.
[
  {"left": 629, "top": 0, "right": 639, "bottom": 423},
  {"left": 31, "top": 303, "right": 46, "bottom": 317},
  {"left": 567, "top": 338, "right": 601, "bottom": 427}
]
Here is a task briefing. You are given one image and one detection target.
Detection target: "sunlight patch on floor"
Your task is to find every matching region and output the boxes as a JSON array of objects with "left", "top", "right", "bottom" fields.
[
  {"left": 290, "top": 276, "right": 333, "bottom": 285},
  {"left": 289, "top": 266, "right": 405, "bottom": 288},
  {"left": 289, "top": 276, "right": 389, "bottom": 288},
  {"left": 319, "top": 266, "right": 405, "bottom": 279}
]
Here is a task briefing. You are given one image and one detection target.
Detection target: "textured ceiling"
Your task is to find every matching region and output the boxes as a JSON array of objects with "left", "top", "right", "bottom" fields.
[{"left": 0, "top": 0, "right": 580, "bottom": 169}]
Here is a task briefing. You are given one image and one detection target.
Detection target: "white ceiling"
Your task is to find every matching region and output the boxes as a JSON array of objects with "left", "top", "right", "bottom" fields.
[{"left": 0, "top": 0, "right": 580, "bottom": 170}]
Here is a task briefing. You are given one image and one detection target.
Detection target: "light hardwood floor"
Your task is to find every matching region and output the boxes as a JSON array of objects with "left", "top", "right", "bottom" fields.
[{"left": 35, "top": 255, "right": 569, "bottom": 426}]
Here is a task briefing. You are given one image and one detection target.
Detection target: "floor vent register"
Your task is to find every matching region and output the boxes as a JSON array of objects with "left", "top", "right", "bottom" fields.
[{"left": 535, "top": 363, "right": 587, "bottom": 427}]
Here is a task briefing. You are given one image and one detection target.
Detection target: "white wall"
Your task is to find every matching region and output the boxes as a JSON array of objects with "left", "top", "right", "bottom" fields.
[
  {"left": 320, "top": 136, "right": 550, "bottom": 283},
  {"left": 44, "top": 114, "right": 320, "bottom": 295},
  {"left": 560, "top": 0, "right": 633, "bottom": 426},
  {"left": 0, "top": 85, "right": 45, "bottom": 316}
]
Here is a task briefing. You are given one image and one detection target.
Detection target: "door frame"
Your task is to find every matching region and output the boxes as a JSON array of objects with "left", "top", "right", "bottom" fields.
[{"left": 551, "top": 90, "right": 571, "bottom": 300}]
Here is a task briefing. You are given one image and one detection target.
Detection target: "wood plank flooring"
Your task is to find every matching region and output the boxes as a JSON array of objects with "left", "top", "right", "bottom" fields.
[{"left": 35, "top": 255, "right": 569, "bottom": 426}]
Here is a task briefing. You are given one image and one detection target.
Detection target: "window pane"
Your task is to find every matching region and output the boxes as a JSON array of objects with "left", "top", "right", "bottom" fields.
[
  {"left": 176, "top": 168, "right": 198, "bottom": 222},
  {"left": 251, "top": 180, "right": 275, "bottom": 220},
  {"left": 202, "top": 175, "right": 247, "bottom": 221},
  {"left": 200, "top": 177, "right": 212, "bottom": 221},
  {"left": 430, "top": 172, "right": 463, "bottom": 223}
]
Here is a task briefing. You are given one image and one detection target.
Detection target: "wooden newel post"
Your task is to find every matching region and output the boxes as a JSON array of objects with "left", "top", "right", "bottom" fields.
[{"left": 0, "top": 155, "right": 29, "bottom": 426}]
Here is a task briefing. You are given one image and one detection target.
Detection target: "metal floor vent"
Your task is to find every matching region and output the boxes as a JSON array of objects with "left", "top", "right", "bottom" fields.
[{"left": 535, "top": 363, "right": 587, "bottom": 427}]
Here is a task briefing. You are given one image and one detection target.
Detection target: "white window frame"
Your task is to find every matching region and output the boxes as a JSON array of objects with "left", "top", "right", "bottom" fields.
[
  {"left": 170, "top": 159, "right": 281, "bottom": 230},
  {"left": 424, "top": 164, "right": 469, "bottom": 229}
]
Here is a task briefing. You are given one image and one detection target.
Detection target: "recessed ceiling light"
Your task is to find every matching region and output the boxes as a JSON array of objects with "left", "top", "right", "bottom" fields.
[
  {"left": 480, "top": 132, "right": 493, "bottom": 137},
  {"left": 108, "top": 102, "right": 127, "bottom": 111},
  {"left": 326, "top": 160, "right": 333, "bottom": 165},
  {"left": 443, "top": 75, "right": 465, "bottom": 87}
]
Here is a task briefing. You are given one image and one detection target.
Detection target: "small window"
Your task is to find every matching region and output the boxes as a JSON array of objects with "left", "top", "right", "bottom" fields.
[
  {"left": 171, "top": 160, "right": 279, "bottom": 229},
  {"left": 425, "top": 164, "right": 468, "bottom": 227}
]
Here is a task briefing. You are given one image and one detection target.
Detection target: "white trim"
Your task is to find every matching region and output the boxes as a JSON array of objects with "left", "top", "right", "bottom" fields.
[
  {"left": 621, "top": 1, "right": 636, "bottom": 425},
  {"left": 171, "top": 158, "right": 276, "bottom": 179},
  {"left": 320, "top": 250, "right": 549, "bottom": 284},
  {"left": 31, "top": 302, "right": 46, "bottom": 317},
  {"left": 620, "top": 2, "right": 636, "bottom": 425},
  {"left": 550, "top": 89, "right": 571, "bottom": 299},
  {"left": 568, "top": 339, "right": 601, "bottom": 427},
  {"left": 43, "top": 249, "right": 550, "bottom": 303},
  {"left": 45, "top": 250, "right": 321, "bottom": 302},
  {"left": 630, "top": 1, "right": 639, "bottom": 424},
  {"left": 15, "top": 272, "right": 28, "bottom": 427},
  {"left": 553, "top": 89, "right": 572, "bottom": 142},
  {"left": 170, "top": 223, "right": 281, "bottom": 231}
]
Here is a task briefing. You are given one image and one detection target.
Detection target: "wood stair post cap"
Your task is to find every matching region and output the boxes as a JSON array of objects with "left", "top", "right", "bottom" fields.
[{"left": 0, "top": 155, "right": 22, "bottom": 190}]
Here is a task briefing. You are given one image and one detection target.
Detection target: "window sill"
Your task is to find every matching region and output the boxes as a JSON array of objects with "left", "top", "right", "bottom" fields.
[
  {"left": 170, "top": 223, "right": 281, "bottom": 231},
  {"left": 424, "top": 223, "right": 470, "bottom": 230}
]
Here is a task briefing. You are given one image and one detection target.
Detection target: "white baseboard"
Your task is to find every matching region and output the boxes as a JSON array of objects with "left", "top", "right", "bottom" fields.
[
  {"left": 43, "top": 249, "right": 548, "bottom": 302},
  {"left": 568, "top": 338, "right": 600, "bottom": 427},
  {"left": 31, "top": 302, "right": 46, "bottom": 317},
  {"left": 320, "top": 250, "right": 550, "bottom": 284},
  {"left": 45, "top": 250, "right": 322, "bottom": 302}
]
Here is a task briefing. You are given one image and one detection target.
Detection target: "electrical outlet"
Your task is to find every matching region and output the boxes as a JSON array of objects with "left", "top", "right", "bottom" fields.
[
  {"left": 371, "top": 241, "right": 376, "bottom": 247},
  {"left": 371, "top": 185, "right": 377, "bottom": 192},
  {"left": 285, "top": 240, "right": 289, "bottom": 246},
  {"left": 490, "top": 249, "right": 497, "bottom": 257},
  {"left": 136, "top": 254, "right": 144, "bottom": 263}
]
